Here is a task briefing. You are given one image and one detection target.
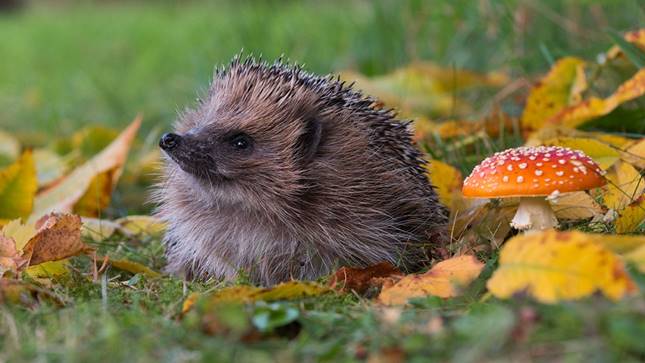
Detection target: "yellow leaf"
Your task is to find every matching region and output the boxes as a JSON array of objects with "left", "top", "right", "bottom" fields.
[
  {"left": 615, "top": 197, "right": 645, "bottom": 233},
  {"left": 543, "top": 137, "right": 620, "bottom": 170},
  {"left": 607, "top": 29, "right": 645, "bottom": 60},
  {"left": 342, "top": 62, "right": 506, "bottom": 118},
  {"left": 0, "top": 151, "right": 37, "bottom": 220},
  {"left": 426, "top": 160, "right": 462, "bottom": 211},
  {"left": 0, "top": 129, "right": 20, "bottom": 165},
  {"left": 625, "top": 244, "right": 645, "bottom": 273},
  {"left": 25, "top": 260, "right": 70, "bottom": 278},
  {"left": 487, "top": 230, "right": 637, "bottom": 303},
  {"left": 621, "top": 138, "right": 645, "bottom": 169},
  {"left": 596, "top": 233, "right": 645, "bottom": 255},
  {"left": 32, "top": 148, "right": 67, "bottom": 187},
  {"left": 108, "top": 258, "right": 161, "bottom": 278},
  {"left": 550, "top": 69, "right": 645, "bottom": 128},
  {"left": 525, "top": 126, "right": 633, "bottom": 149},
  {"left": 116, "top": 215, "right": 166, "bottom": 237},
  {"left": 520, "top": 57, "right": 587, "bottom": 134},
  {"left": 602, "top": 161, "right": 645, "bottom": 211},
  {"left": 2, "top": 218, "right": 37, "bottom": 251},
  {"left": 377, "top": 255, "right": 484, "bottom": 305},
  {"left": 81, "top": 218, "right": 117, "bottom": 241},
  {"left": 32, "top": 116, "right": 141, "bottom": 220},
  {"left": 182, "top": 281, "right": 329, "bottom": 313},
  {"left": 73, "top": 167, "right": 118, "bottom": 217}
]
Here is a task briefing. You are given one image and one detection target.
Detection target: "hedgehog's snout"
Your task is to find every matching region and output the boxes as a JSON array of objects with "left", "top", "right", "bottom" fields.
[{"left": 160, "top": 132, "right": 181, "bottom": 151}]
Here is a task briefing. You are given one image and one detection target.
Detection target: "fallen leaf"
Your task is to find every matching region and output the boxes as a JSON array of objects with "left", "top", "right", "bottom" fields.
[
  {"left": 549, "top": 68, "right": 645, "bottom": 128},
  {"left": 427, "top": 160, "right": 463, "bottom": 211},
  {"left": 182, "top": 281, "right": 329, "bottom": 314},
  {"left": 487, "top": 230, "right": 637, "bottom": 303},
  {"left": 107, "top": 257, "right": 161, "bottom": 278},
  {"left": 32, "top": 148, "right": 68, "bottom": 188},
  {"left": 81, "top": 218, "right": 118, "bottom": 241},
  {"left": 32, "top": 116, "right": 142, "bottom": 220},
  {"left": 621, "top": 138, "right": 645, "bottom": 169},
  {"left": 23, "top": 213, "right": 88, "bottom": 266},
  {"left": 601, "top": 160, "right": 645, "bottom": 211},
  {"left": 25, "top": 260, "right": 70, "bottom": 278},
  {"left": 0, "top": 151, "right": 37, "bottom": 222},
  {"left": 0, "top": 130, "right": 20, "bottom": 165},
  {"left": 550, "top": 191, "right": 604, "bottom": 220},
  {"left": 525, "top": 125, "right": 634, "bottom": 149},
  {"left": 2, "top": 218, "right": 37, "bottom": 251},
  {"left": 624, "top": 244, "right": 645, "bottom": 273},
  {"left": 115, "top": 215, "right": 166, "bottom": 237},
  {"left": 0, "top": 278, "right": 64, "bottom": 307},
  {"left": 73, "top": 167, "right": 118, "bottom": 217},
  {"left": 342, "top": 62, "right": 507, "bottom": 118},
  {"left": 377, "top": 255, "right": 484, "bottom": 305},
  {"left": 595, "top": 233, "right": 645, "bottom": 254},
  {"left": 520, "top": 57, "right": 586, "bottom": 134},
  {"left": 329, "top": 262, "right": 402, "bottom": 294},
  {"left": 615, "top": 197, "right": 645, "bottom": 233}
]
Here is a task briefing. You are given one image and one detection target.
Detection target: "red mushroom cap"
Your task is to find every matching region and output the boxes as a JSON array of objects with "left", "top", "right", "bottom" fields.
[{"left": 462, "top": 146, "right": 606, "bottom": 198}]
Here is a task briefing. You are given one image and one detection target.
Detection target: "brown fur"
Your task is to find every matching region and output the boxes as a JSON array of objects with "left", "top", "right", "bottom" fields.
[{"left": 153, "top": 56, "right": 448, "bottom": 285}]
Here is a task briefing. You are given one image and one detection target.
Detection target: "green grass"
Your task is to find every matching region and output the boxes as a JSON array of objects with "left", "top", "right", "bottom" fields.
[{"left": 1, "top": 0, "right": 643, "bottom": 138}]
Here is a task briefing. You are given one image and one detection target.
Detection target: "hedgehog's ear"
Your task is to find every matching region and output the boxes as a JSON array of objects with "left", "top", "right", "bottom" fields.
[{"left": 297, "top": 116, "right": 322, "bottom": 163}]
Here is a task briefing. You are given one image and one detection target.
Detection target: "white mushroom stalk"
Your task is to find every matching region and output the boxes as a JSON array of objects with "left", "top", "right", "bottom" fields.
[{"left": 510, "top": 196, "right": 558, "bottom": 231}]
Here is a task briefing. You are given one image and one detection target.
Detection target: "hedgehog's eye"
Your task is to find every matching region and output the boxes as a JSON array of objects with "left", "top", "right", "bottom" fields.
[{"left": 229, "top": 133, "right": 253, "bottom": 151}]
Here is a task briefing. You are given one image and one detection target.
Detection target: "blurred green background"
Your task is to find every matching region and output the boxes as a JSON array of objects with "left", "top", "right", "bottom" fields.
[{"left": 0, "top": 0, "right": 642, "bottom": 138}]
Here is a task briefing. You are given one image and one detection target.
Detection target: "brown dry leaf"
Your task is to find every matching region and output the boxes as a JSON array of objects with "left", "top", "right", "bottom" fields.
[
  {"left": 32, "top": 116, "right": 142, "bottom": 220},
  {"left": 377, "top": 255, "right": 484, "bottom": 305},
  {"left": 0, "top": 151, "right": 38, "bottom": 222},
  {"left": 551, "top": 191, "right": 604, "bottom": 220},
  {"left": 520, "top": 57, "right": 587, "bottom": 134},
  {"left": 487, "top": 230, "right": 637, "bottom": 303},
  {"left": 615, "top": 197, "right": 645, "bottom": 234},
  {"left": 0, "top": 278, "right": 64, "bottom": 307},
  {"left": 601, "top": 160, "right": 645, "bottom": 211},
  {"left": 549, "top": 69, "right": 645, "bottom": 128},
  {"left": 329, "top": 262, "right": 402, "bottom": 294},
  {"left": 23, "top": 213, "right": 88, "bottom": 266}
]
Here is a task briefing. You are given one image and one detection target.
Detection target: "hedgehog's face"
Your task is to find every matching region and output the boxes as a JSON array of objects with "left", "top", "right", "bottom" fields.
[{"left": 160, "top": 104, "right": 323, "bottom": 207}]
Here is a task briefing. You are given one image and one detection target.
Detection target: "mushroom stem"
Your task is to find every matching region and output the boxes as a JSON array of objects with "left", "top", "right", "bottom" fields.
[{"left": 510, "top": 196, "right": 558, "bottom": 231}]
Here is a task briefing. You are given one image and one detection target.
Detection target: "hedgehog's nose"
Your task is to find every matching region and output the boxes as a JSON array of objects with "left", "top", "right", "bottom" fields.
[{"left": 159, "top": 133, "right": 180, "bottom": 151}]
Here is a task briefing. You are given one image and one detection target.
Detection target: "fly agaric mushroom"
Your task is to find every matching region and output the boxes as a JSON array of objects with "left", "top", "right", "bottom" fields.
[{"left": 462, "top": 146, "right": 606, "bottom": 231}]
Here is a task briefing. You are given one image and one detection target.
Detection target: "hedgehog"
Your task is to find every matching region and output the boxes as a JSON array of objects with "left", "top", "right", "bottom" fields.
[{"left": 154, "top": 56, "right": 449, "bottom": 285}]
